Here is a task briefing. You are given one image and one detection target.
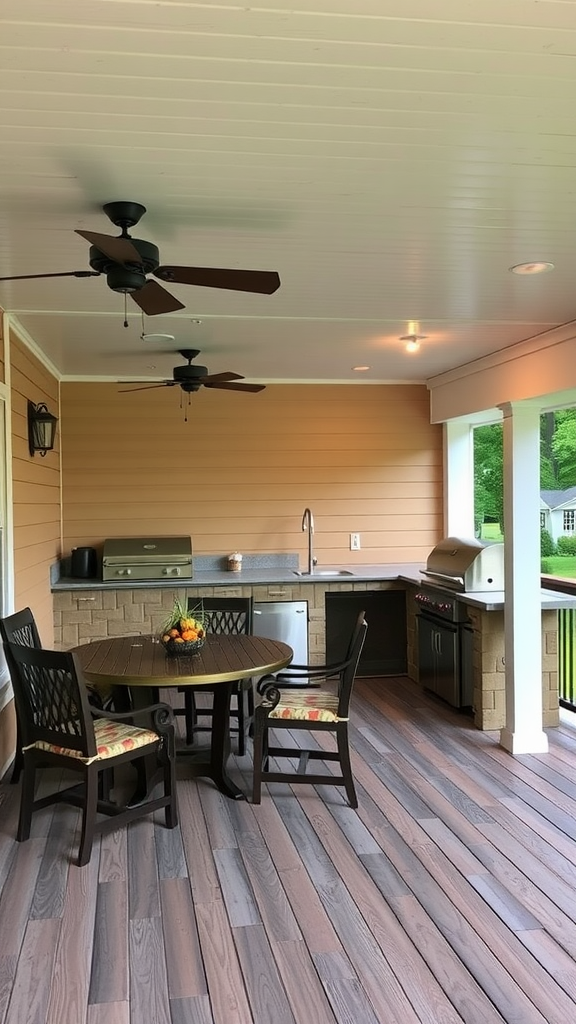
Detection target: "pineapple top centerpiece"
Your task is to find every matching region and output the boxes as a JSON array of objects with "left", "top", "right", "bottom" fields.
[{"left": 161, "top": 597, "right": 206, "bottom": 655}]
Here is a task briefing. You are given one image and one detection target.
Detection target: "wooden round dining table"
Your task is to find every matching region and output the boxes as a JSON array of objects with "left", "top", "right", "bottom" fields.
[{"left": 72, "top": 632, "right": 293, "bottom": 800}]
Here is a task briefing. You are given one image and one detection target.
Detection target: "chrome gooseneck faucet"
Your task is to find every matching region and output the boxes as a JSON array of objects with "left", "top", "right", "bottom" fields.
[{"left": 302, "top": 507, "right": 316, "bottom": 574}]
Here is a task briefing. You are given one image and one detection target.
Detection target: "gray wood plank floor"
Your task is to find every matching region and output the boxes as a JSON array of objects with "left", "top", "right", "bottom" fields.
[{"left": 2, "top": 676, "right": 576, "bottom": 1023}]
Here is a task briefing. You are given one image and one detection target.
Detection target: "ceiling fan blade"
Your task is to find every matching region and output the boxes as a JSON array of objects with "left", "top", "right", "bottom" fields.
[
  {"left": 204, "top": 381, "right": 266, "bottom": 393},
  {"left": 202, "top": 371, "right": 244, "bottom": 384},
  {"left": 0, "top": 270, "right": 100, "bottom": 282},
  {"left": 75, "top": 229, "right": 142, "bottom": 264},
  {"left": 130, "top": 280, "right": 185, "bottom": 316},
  {"left": 154, "top": 265, "right": 281, "bottom": 295},
  {"left": 118, "top": 382, "right": 175, "bottom": 392}
]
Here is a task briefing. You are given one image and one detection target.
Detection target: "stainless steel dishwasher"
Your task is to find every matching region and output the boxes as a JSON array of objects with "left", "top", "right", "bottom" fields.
[{"left": 252, "top": 601, "right": 308, "bottom": 678}]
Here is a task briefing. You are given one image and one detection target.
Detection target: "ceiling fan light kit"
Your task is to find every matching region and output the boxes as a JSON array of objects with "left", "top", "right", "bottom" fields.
[
  {"left": 0, "top": 201, "right": 281, "bottom": 317},
  {"left": 400, "top": 333, "right": 427, "bottom": 353}
]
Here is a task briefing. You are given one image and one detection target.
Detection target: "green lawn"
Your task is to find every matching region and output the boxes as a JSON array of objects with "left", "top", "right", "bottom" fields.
[
  {"left": 541, "top": 556, "right": 576, "bottom": 579},
  {"left": 479, "top": 524, "right": 576, "bottom": 578},
  {"left": 480, "top": 523, "right": 504, "bottom": 542}
]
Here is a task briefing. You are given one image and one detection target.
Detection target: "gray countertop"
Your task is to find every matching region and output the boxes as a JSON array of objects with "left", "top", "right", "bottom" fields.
[
  {"left": 51, "top": 561, "right": 576, "bottom": 610},
  {"left": 53, "top": 562, "right": 425, "bottom": 590}
]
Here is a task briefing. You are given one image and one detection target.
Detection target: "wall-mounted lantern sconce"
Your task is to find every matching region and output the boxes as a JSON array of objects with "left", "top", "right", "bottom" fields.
[{"left": 28, "top": 401, "right": 58, "bottom": 457}]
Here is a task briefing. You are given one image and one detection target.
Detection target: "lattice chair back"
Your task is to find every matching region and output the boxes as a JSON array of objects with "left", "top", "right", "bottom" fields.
[
  {"left": 0, "top": 606, "right": 42, "bottom": 651},
  {"left": 7, "top": 643, "right": 96, "bottom": 758},
  {"left": 0, "top": 608, "right": 43, "bottom": 782},
  {"left": 200, "top": 598, "right": 253, "bottom": 636},
  {"left": 182, "top": 597, "right": 254, "bottom": 752}
]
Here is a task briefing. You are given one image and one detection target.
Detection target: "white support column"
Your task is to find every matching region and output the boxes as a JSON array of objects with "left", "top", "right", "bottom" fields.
[
  {"left": 499, "top": 402, "right": 548, "bottom": 754},
  {"left": 444, "top": 420, "right": 475, "bottom": 538}
]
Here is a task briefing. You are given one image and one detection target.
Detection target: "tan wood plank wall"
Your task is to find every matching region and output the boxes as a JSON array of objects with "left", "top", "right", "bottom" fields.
[
  {"left": 60, "top": 382, "right": 442, "bottom": 565},
  {"left": 10, "top": 330, "right": 60, "bottom": 644},
  {"left": 0, "top": 314, "right": 4, "bottom": 383},
  {"left": 0, "top": 701, "right": 16, "bottom": 774}
]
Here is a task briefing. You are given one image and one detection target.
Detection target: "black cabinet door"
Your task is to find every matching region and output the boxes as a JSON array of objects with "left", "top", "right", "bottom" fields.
[
  {"left": 417, "top": 613, "right": 460, "bottom": 707},
  {"left": 325, "top": 590, "right": 407, "bottom": 675},
  {"left": 417, "top": 613, "right": 437, "bottom": 692},
  {"left": 433, "top": 621, "right": 459, "bottom": 706}
]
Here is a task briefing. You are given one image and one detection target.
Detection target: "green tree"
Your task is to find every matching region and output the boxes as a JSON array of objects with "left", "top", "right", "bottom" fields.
[
  {"left": 540, "top": 411, "right": 558, "bottom": 488},
  {"left": 551, "top": 409, "right": 576, "bottom": 488},
  {"left": 474, "top": 424, "right": 503, "bottom": 535},
  {"left": 540, "top": 409, "right": 576, "bottom": 488},
  {"left": 474, "top": 408, "right": 576, "bottom": 539}
]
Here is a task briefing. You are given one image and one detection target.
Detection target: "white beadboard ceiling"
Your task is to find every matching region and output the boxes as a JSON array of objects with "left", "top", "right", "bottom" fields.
[{"left": 2, "top": 0, "right": 576, "bottom": 387}]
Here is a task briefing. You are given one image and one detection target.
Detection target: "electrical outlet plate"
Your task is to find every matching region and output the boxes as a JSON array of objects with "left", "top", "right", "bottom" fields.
[{"left": 350, "top": 532, "right": 361, "bottom": 550}]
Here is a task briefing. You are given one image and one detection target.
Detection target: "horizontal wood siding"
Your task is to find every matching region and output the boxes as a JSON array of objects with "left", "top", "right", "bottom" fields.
[
  {"left": 0, "top": 699, "right": 16, "bottom": 777},
  {"left": 10, "top": 330, "right": 60, "bottom": 644},
  {"left": 60, "top": 383, "right": 442, "bottom": 564}
]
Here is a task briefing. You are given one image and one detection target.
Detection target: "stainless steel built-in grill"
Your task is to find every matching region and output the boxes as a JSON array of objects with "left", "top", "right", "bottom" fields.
[
  {"left": 415, "top": 536, "right": 503, "bottom": 710},
  {"left": 102, "top": 536, "right": 193, "bottom": 582},
  {"left": 423, "top": 536, "right": 505, "bottom": 593}
]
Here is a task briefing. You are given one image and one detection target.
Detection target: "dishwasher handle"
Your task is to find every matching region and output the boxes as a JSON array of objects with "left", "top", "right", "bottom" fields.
[{"left": 253, "top": 608, "right": 306, "bottom": 614}]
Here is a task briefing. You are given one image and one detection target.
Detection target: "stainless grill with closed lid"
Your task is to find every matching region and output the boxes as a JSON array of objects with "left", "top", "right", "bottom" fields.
[
  {"left": 102, "top": 536, "right": 193, "bottom": 582},
  {"left": 423, "top": 536, "right": 504, "bottom": 593}
]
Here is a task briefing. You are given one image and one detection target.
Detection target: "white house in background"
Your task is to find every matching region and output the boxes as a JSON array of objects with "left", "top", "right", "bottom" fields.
[{"left": 540, "top": 488, "right": 576, "bottom": 543}]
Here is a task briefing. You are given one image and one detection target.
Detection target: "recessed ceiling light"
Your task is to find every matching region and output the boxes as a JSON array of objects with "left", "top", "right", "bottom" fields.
[
  {"left": 353, "top": 365, "right": 370, "bottom": 372},
  {"left": 509, "top": 261, "right": 554, "bottom": 275}
]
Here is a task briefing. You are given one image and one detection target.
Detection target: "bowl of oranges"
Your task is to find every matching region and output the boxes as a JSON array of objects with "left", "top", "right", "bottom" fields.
[{"left": 161, "top": 598, "right": 206, "bottom": 656}]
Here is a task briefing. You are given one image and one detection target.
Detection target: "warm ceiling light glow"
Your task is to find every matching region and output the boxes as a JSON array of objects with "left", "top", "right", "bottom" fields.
[
  {"left": 509, "top": 261, "right": 555, "bottom": 275},
  {"left": 400, "top": 333, "right": 427, "bottom": 354},
  {"left": 352, "top": 365, "right": 370, "bottom": 372}
]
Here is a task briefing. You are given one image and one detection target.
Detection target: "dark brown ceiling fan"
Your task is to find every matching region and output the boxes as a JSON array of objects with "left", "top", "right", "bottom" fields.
[
  {"left": 119, "top": 349, "right": 266, "bottom": 396},
  {"left": 0, "top": 201, "right": 281, "bottom": 315}
]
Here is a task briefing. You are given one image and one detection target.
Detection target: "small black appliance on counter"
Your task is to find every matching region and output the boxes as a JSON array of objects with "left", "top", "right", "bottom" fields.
[{"left": 70, "top": 546, "right": 98, "bottom": 579}]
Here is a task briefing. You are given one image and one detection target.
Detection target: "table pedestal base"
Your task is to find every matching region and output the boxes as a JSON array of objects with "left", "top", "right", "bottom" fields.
[{"left": 127, "top": 681, "right": 245, "bottom": 801}]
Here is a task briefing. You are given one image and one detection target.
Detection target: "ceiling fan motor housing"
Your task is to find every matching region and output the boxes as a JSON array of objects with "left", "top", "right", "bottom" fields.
[
  {"left": 174, "top": 363, "right": 209, "bottom": 382},
  {"left": 88, "top": 238, "right": 160, "bottom": 293}
]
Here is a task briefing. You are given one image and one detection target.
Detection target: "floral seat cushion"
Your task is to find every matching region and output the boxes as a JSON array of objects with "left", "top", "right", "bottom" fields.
[
  {"left": 23, "top": 718, "right": 159, "bottom": 765},
  {"left": 269, "top": 689, "right": 345, "bottom": 723}
]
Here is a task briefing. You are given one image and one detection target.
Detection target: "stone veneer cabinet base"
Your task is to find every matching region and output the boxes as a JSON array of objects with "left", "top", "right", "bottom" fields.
[{"left": 53, "top": 581, "right": 560, "bottom": 731}]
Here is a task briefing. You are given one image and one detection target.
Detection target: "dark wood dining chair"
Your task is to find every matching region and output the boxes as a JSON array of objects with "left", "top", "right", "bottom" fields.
[
  {"left": 177, "top": 597, "right": 254, "bottom": 754},
  {"left": 0, "top": 607, "right": 116, "bottom": 785},
  {"left": 4, "top": 641, "right": 178, "bottom": 866},
  {"left": 252, "top": 611, "right": 367, "bottom": 807},
  {"left": 0, "top": 608, "right": 42, "bottom": 784}
]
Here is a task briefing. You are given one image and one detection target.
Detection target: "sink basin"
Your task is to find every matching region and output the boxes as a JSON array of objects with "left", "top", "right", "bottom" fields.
[{"left": 292, "top": 569, "right": 355, "bottom": 577}]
